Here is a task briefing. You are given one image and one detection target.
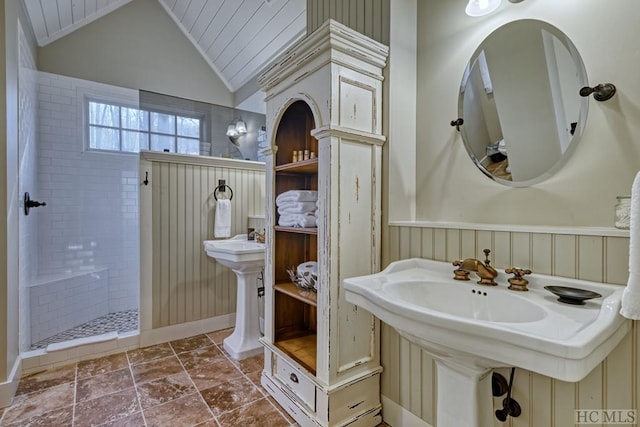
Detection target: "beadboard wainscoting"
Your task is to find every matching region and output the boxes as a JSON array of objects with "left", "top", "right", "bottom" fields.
[
  {"left": 380, "top": 223, "right": 637, "bottom": 427},
  {"left": 306, "top": 0, "right": 390, "bottom": 45},
  {"left": 139, "top": 152, "right": 265, "bottom": 345}
]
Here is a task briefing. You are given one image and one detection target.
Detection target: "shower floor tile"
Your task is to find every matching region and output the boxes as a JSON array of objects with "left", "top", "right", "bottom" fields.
[{"left": 29, "top": 309, "right": 138, "bottom": 350}]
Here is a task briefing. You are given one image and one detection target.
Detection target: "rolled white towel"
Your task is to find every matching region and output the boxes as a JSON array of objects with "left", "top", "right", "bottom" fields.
[
  {"left": 622, "top": 171, "right": 640, "bottom": 319},
  {"left": 296, "top": 214, "right": 317, "bottom": 228},
  {"left": 278, "top": 202, "right": 317, "bottom": 214},
  {"left": 276, "top": 190, "right": 318, "bottom": 205},
  {"left": 279, "top": 213, "right": 317, "bottom": 228}
]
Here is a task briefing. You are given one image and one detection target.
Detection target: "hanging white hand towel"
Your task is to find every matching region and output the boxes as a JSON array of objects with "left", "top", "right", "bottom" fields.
[
  {"left": 214, "top": 199, "right": 231, "bottom": 238},
  {"left": 621, "top": 171, "right": 640, "bottom": 319}
]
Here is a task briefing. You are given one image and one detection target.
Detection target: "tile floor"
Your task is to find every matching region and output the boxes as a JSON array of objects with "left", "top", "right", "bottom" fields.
[
  {"left": 30, "top": 310, "right": 139, "bottom": 350},
  {"left": 1, "top": 328, "right": 297, "bottom": 426}
]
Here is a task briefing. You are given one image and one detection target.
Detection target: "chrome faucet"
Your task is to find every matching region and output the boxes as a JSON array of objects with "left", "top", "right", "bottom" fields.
[{"left": 452, "top": 249, "right": 498, "bottom": 286}]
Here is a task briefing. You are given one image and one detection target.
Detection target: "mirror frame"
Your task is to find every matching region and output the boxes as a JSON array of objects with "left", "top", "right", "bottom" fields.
[{"left": 458, "top": 19, "right": 590, "bottom": 187}]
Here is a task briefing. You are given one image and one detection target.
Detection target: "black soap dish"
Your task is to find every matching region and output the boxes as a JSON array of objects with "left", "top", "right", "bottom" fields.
[{"left": 544, "top": 286, "right": 602, "bottom": 305}]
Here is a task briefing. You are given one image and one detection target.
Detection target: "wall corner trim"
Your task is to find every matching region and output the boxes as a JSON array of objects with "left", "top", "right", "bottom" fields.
[
  {"left": 381, "top": 395, "right": 432, "bottom": 427},
  {"left": 0, "top": 357, "right": 22, "bottom": 408}
]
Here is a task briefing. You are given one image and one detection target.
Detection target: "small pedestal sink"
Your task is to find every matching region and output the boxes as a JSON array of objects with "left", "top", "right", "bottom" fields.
[
  {"left": 203, "top": 234, "right": 265, "bottom": 360},
  {"left": 344, "top": 258, "right": 631, "bottom": 427}
]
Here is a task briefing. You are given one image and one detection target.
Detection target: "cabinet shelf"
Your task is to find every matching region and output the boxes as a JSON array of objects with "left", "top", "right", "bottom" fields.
[
  {"left": 275, "top": 282, "right": 317, "bottom": 306},
  {"left": 275, "top": 334, "right": 317, "bottom": 375},
  {"left": 274, "top": 226, "right": 317, "bottom": 235},
  {"left": 275, "top": 158, "right": 318, "bottom": 174}
]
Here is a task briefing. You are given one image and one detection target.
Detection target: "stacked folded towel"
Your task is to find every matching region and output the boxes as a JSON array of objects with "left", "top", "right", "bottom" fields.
[
  {"left": 621, "top": 171, "right": 640, "bottom": 319},
  {"left": 277, "top": 190, "right": 318, "bottom": 228}
]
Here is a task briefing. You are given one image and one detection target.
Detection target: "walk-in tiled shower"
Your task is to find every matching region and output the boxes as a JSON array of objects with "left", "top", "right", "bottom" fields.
[{"left": 18, "top": 61, "right": 141, "bottom": 351}]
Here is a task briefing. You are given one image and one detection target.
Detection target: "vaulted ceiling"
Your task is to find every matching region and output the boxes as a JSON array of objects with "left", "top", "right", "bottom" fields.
[{"left": 22, "top": 0, "right": 306, "bottom": 93}]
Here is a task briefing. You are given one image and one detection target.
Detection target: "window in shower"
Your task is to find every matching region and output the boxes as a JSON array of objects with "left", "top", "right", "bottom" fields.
[{"left": 87, "top": 99, "right": 202, "bottom": 155}]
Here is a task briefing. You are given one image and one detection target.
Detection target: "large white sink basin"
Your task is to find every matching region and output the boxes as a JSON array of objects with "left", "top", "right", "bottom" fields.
[
  {"left": 344, "top": 258, "right": 630, "bottom": 382},
  {"left": 344, "top": 258, "right": 631, "bottom": 426},
  {"left": 384, "top": 280, "right": 547, "bottom": 323}
]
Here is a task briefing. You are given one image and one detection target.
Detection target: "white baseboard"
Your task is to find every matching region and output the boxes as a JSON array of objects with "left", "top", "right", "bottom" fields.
[
  {"left": 139, "top": 313, "right": 235, "bottom": 348},
  {"left": 0, "top": 357, "right": 22, "bottom": 408},
  {"left": 21, "top": 332, "right": 140, "bottom": 376},
  {"left": 45, "top": 331, "right": 118, "bottom": 352},
  {"left": 381, "top": 395, "right": 432, "bottom": 427}
]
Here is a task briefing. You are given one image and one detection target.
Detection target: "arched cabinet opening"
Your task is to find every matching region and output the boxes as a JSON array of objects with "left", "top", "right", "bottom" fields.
[
  {"left": 272, "top": 100, "right": 319, "bottom": 374},
  {"left": 274, "top": 100, "right": 317, "bottom": 166}
]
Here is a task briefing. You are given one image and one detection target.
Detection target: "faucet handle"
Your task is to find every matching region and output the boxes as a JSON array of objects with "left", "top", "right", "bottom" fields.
[
  {"left": 505, "top": 267, "right": 532, "bottom": 291},
  {"left": 452, "top": 260, "right": 471, "bottom": 281},
  {"left": 483, "top": 249, "right": 492, "bottom": 265},
  {"left": 254, "top": 230, "right": 266, "bottom": 244}
]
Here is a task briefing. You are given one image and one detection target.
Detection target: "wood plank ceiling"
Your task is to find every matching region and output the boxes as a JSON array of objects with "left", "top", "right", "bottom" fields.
[{"left": 22, "top": 0, "right": 306, "bottom": 92}]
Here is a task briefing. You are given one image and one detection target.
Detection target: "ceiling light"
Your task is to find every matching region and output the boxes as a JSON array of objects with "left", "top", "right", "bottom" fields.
[{"left": 465, "top": 0, "right": 502, "bottom": 17}]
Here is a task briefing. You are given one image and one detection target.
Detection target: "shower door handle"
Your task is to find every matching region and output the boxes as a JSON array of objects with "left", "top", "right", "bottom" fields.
[{"left": 24, "top": 192, "right": 47, "bottom": 216}]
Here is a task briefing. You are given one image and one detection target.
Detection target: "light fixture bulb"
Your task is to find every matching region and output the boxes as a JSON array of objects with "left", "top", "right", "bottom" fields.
[
  {"left": 235, "top": 120, "right": 247, "bottom": 135},
  {"left": 465, "top": 0, "right": 502, "bottom": 16},
  {"left": 226, "top": 124, "right": 238, "bottom": 137}
]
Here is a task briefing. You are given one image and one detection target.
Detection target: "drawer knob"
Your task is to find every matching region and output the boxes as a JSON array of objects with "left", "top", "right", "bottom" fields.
[{"left": 289, "top": 373, "right": 299, "bottom": 383}]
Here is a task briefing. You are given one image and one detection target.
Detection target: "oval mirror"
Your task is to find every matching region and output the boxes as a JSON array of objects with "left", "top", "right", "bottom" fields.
[{"left": 458, "top": 19, "right": 589, "bottom": 187}]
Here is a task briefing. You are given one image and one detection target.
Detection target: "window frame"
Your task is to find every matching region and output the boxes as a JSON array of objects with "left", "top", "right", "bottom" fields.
[{"left": 85, "top": 97, "right": 203, "bottom": 155}]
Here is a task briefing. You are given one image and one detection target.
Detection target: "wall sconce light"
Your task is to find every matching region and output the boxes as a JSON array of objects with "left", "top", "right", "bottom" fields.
[
  {"left": 226, "top": 124, "right": 239, "bottom": 138},
  {"left": 579, "top": 83, "right": 617, "bottom": 102},
  {"left": 235, "top": 120, "right": 247, "bottom": 134},
  {"left": 226, "top": 120, "right": 247, "bottom": 137},
  {"left": 465, "top": 0, "right": 502, "bottom": 17},
  {"left": 226, "top": 120, "right": 248, "bottom": 145}
]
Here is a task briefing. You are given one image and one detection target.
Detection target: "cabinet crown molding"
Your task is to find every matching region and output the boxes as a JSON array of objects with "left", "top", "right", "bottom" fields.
[{"left": 258, "top": 19, "right": 389, "bottom": 92}]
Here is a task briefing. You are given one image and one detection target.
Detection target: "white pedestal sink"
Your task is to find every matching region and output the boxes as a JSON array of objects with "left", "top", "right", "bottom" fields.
[
  {"left": 344, "top": 258, "right": 631, "bottom": 427},
  {"left": 203, "top": 235, "right": 265, "bottom": 360}
]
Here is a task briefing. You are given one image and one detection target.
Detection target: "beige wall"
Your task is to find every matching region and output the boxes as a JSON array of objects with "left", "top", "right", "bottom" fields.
[
  {"left": 1, "top": 0, "right": 36, "bottom": 396},
  {"left": 415, "top": 0, "right": 640, "bottom": 227},
  {"left": 385, "top": 0, "right": 417, "bottom": 223},
  {"left": 37, "top": 0, "right": 233, "bottom": 107},
  {"left": 0, "top": 0, "right": 9, "bottom": 384}
]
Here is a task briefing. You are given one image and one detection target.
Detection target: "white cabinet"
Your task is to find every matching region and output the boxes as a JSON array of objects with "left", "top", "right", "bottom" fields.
[{"left": 258, "top": 20, "right": 388, "bottom": 427}]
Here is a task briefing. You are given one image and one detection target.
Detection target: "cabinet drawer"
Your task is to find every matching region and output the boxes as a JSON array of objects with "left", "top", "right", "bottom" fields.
[{"left": 275, "top": 355, "right": 316, "bottom": 411}]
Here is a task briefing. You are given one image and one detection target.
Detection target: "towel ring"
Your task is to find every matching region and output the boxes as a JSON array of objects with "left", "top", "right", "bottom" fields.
[{"left": 213, "top": 184, "right": 233, "bottom": 201}]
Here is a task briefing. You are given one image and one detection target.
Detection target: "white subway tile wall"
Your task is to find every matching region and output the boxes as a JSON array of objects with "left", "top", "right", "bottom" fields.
[
  {"left": 36, "top": 72, "right": 140, "bottom": 317},
  {"left": 28, "top": 269, "right": 109, "bottom": 344}
]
